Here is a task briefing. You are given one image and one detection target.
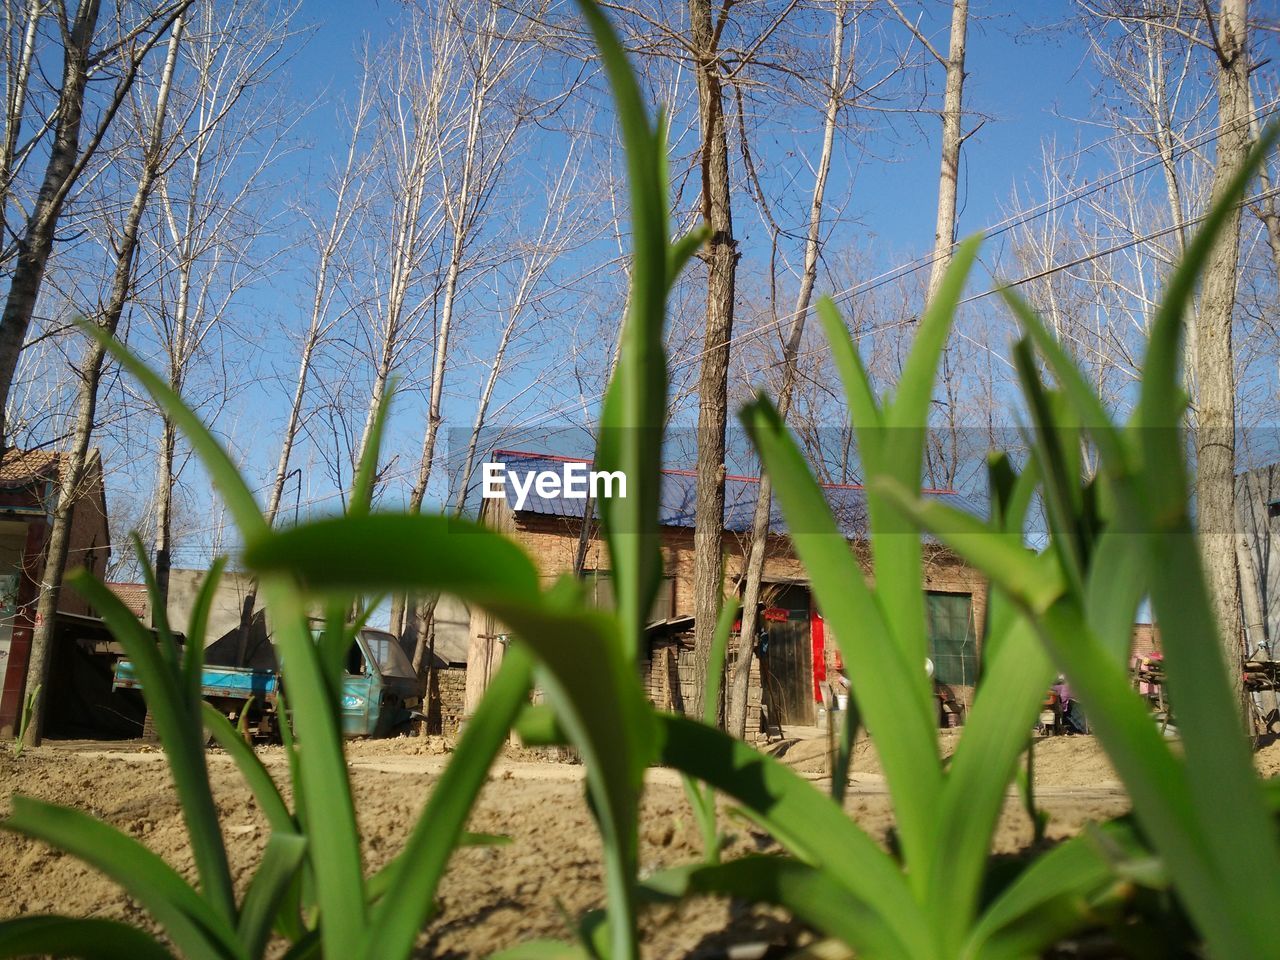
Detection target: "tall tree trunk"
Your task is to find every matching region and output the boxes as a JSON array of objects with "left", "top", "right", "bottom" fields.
[
  {"left": 728, "top": 2, "right": 847, "bottom": 738},
  {"left": 403, "top": 8, "right": 515, "bottom": 674},
  {"left": 0, "top": 0, "right": 101, "bottom": 447},
  {"left": 925, "top": 0, "right": 968, "bottom": 306},
  {"left": 21, "top": 15, "right": 184, "bottom": 745},
  {"left": 1198, "top": 0, "right": 1249, "bottom": 716},
  {"left": 152, "top": 158, "right": 202, "bottom": 615},
  {"left": 687, "top": 0, "right": 738, "bottom": 722},
  {"left": 154, "top": 417, "right": 177, "bottom": 613}
]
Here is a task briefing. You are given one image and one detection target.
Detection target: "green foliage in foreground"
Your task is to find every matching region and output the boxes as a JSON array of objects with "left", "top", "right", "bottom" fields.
[{"left": 2, "top": 3, "right": 1279, "bottom": 958}]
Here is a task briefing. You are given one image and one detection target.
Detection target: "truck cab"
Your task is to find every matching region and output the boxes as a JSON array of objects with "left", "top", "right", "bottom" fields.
[
  {"left": 337, "top": 628, "right": 421, "bottom": 737},
  {"left": 113, "top": 626, "right": 423, "bottom": 740}
]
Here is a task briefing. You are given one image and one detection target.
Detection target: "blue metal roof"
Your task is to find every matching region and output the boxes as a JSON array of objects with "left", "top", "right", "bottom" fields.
[{"left": 486, "top": 449, "right": 984, "bottom": 540}]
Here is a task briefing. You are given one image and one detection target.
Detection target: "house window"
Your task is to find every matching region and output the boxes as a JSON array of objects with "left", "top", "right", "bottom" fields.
[
  {"left": 581, "top": 569, "right": 674, "bottom": 622},
  {"left": 927, "top": 592, "right": 976, "bottom": 686}
]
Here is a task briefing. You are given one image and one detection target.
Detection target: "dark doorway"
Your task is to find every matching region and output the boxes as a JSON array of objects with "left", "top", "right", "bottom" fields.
[{"left": 762, "top": 583, "right": 814, "bottom": 725}]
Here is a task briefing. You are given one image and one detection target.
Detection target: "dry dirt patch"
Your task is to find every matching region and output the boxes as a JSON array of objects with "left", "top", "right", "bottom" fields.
[{"left": 0, "top": 734, "right": 1137, "bottom": 957}]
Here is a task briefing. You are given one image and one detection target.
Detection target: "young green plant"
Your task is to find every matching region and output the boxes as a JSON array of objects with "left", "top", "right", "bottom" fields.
[{"left": 879, "top": 122, "right": 1280, "bottom": 960}]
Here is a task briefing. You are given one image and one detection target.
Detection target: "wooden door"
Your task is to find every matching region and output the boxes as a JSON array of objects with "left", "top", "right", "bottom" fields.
[{"left": 763, "top": 584, "right": 814, "bottom": 725}]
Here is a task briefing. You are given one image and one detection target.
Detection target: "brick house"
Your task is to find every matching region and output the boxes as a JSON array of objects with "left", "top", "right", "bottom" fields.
[
  {"left": 465, "top": 450, "right": 988, "bottom": 736},
  {"left": 0, "top": 449, "right": 110, "bottom": 736}
]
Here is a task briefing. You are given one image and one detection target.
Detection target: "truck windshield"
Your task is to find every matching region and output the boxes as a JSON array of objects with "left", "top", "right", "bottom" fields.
[{"left": 361, "top": 630, "right": 417, "bottom": 679}]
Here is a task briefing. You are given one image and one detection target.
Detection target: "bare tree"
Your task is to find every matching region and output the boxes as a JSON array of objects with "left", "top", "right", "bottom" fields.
[
  {"left": 0, "top": 0, "right": 189, "bottom": 446},
  {"left": 886, "top": 0, "right": 975, "bottom": 491},
  {"left": 395, "top": 0, "right": 546, "bottom": 661},
  {"left": 141, "top": 0, "right": 298, "bottom": 607},
  {"left": 21, "top": 9, "right": 187, "bottom": 744},
  {"left": 1198, "top": 0, "right": 1251, "bottom": 710},
  {"left": 728, "top": 0, "right": 849, "bottom": 738},
  {"left": 0, "top": 0, "right": 42, "bottom": 251},
  {"left": 336, "top": 20, "right": 451, "bottom": 507},
  {"left": 686, "top": 0, "right": 744, "bottom": 721},
  {"left": 1080, "top": 0, "right": 1257, "bottom": 709}
]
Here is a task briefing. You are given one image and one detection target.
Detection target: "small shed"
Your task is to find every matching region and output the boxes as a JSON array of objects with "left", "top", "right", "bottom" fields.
[{"left": 0, "top": 449, "right": 110, "bottom": 737}]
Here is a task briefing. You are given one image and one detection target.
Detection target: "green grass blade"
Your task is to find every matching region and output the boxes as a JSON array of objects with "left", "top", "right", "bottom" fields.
[
  {"left": 668, "top": 226, "right": 709, "bottom": 290},
  {"left": 250, "top": 520, "right": 654, "bottom": 960},
  {"left": 873, "top": 237, "right": 981, "bottom": 725},
  {"left": 69, "top": 571, "right": 238, "bottom": 926},
  {"left": 577, "top": 0, "right": 669, "bottom": 673},
  {"left": 1142, "top": 525, "right": 1280, "bottom": 949},
  {"left": 888, "top": 458, "right": 1271, "bottom": 953},
  {"left": 680, "top": 775, "right": 720, "bottom": 864},
  {"left": 202, "top": 704, "right": 294, "bottom": 833},
  {"left": 999, "top": 288, "right": 1128, "bottom": 472},
  {"left": 280, "top": 931, "right": 321, "bottom": 960},
  {"left": 1030, "top": 602, "right": 1257, "bottom": 957},
  {"left": 237, "top": 832, "right": 307, "bottom": 959},
  {"left": 1124, "top": 122, "right": 1280, "bottom": 952},
  {"left": 1084, "top": 531, "right": 1147, "bottom": 666},
  {"left": 963, "top": 828, "right": 1127, "bottom": 960},
  {"left": 0, "top": 916, "right": 179, "bottom": 960},
  {"left": 318, "top": 603, "right": 363, "bottom": 696},
  {"left": 816, "top": 297, "right": 883, "bottom": 450},
  {"left": 2, "top": 798, "right": 239, "bottom": 960},
  {"left": 657, "top": 714, "right": 929, "bottom": 959},
  {"left": 873, "top": 480, "right": 1065, "bottom": 614},
  {"left": 275, "top": 685, "right": 306, "bottom": 830},
  {"left": 703, "top": 597, "right": 739, "bottom": 727},
  {"left": 741, "top": 394, "right": 942, "bottom": 880},
  {"left": 642, "top": 856, "right": 902, "bottom": 958},
  {"left": 244, "top": 515, "right": 541, "bottom": 605},
  {"left": 254, "top": 581, "right": 367, "bottom": 956},
  {"left": 350, "top": 381, "right": 394, "bottom": 518},
  {"left": 1137, "top": 122, "right": 1280, "bottom": 471},
  {"left": 928, "top": 615, "right": 1054, "bottom": 943},
  {"left": 185, "top": 559, "right": 227, "bottom": 705},
  {"left": 680, "top": 596, "right": 740, "bottom": 864},
  {"left": 832, "top": 688, "right": 860, "bottom": 805},
  {"left": 886, "top": 235, "right": 981, "bottom": 436},
  {"left": 362, "top": 647, "right": 534, "bottom": 959},
  {"left": 131, "top": 533, "right": 177, "bottom": 669},
  {"left": 1010, "top": 343, "right": 1088, "bottom": 596}
]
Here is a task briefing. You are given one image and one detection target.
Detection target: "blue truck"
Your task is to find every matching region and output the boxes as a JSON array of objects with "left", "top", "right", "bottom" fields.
[{"left": 113, "top": 627, "right": 423, "bottom": 740}]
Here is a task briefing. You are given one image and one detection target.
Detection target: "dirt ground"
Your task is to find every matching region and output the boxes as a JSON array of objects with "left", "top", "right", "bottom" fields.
[{"left": 0, "top": 731, "right": 1166, "bottom": 958}]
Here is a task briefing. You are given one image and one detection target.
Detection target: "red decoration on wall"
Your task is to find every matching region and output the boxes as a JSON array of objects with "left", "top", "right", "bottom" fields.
[{"left": 811, "top": 609, "right": 826, "bottom": 701}]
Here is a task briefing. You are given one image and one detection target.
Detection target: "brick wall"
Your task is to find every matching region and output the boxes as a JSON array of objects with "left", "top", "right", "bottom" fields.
[
  {"left": 639, "top": 637, "right": 765, "bottom": 738},
  {"left": 465, "top": 504, "right": 990, "bottom": 733},
  {"left": 1132, "top": 622, "right": 1161, "bottom": 658},
  {"left": 62, "top": 461, "right": 109, "bottom": 616},
  {"left": 431, "top": 666, "right": 467, "bottom": 735}
]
